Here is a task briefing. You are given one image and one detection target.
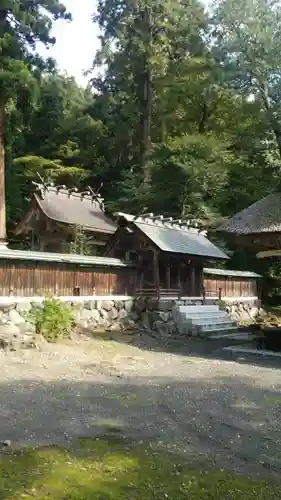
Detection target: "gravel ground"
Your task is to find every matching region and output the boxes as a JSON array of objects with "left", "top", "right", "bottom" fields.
[{"left": 1, "top": 334, "right": 281, "bottom": 480}]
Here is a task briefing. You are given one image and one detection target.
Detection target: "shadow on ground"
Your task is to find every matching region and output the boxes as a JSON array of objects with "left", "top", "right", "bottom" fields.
[
  {"left": 0, "top": 368, "right": 281, "bottom": 485},
  {"left": 85, "top": 328, "right": 281, "bottom": 370}
]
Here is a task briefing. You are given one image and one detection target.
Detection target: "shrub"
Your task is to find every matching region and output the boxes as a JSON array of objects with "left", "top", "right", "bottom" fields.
[{"left": 28, "top": 297, "right": 74, "bottom": 342}]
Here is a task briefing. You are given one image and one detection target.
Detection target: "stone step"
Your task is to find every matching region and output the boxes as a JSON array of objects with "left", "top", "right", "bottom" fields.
[
  {"left": 191, "top": 318, "right": 236, "bottom": 327},
  {"left": 178, "top": 311, "right": 227, "bottom": 320},
  {"left": 199, "top": 322, "right": 236, "bottom": 332},
  {"left": 209, "top": 332, "right": 253, "bottom": 340},
  {"left": 181, "top": 314, "right": 232, "bottom": 323},
  {"left": 198, "top": 325, "right": 239, "bottom": 337},
  {"left": 178, "top": 305, "right": 220, "bottom": 314}
]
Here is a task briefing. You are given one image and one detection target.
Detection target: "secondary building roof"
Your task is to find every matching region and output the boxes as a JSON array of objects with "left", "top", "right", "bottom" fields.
[
  {"left": 115, "top": 213, "right": 228, "bottom": 260},
  {"left": 216, "top": 192, "right": 281, "bottom": 235},
  {"left": 15, "top": 184, "right": 117, "bottom": 235},
  {"left": 0, "top": 247, "right": 132, "bottom": 267},
  {"left": 204, "top": 268, "right": 261, "bottom": 278}
]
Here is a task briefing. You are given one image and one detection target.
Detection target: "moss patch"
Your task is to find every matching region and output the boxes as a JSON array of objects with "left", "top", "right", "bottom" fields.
[{"left": 0, "top": 437, "right": 280, "bottom": 499}]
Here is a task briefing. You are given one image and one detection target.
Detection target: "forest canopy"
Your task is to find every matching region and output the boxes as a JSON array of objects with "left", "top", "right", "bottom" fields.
[{"left": 1, "top": 0, "right": 281, "bottom": 296}]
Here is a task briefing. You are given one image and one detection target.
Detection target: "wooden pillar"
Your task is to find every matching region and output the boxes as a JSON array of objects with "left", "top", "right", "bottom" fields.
[
  {"left": 191, "top": 265, "right": 196, "bottom": 296},
  {"left": 153, "top": 249, "right": 160, "bottom": 299},
  {"left": 198, "top": 263, "right": 204, "bottom": 298},
  {"left": 166, "top": 257, "right": 171, "bottom": 290},
  {"left": 138, "top": 251, "right": 144, "bottom": 292},
  {"left": 177, "top": 261, "right": 181, "bottom": 295}
]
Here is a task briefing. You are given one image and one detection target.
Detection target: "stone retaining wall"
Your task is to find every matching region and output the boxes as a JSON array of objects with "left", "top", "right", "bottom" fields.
[
  {"left": 0, "top": 296, "right": 185, "bottom": 349},
  {"left": 0, "top": 295, "right": 263, "bottom": 350},
  {"left": 220, "top": 298, "right": 263, "bottom": 322}
]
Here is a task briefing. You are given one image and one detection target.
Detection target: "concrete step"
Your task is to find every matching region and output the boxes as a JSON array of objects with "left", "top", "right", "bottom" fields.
[
  {"left": 178, "top": 311, "right": 228, "bottom": 320},
  {"left": 192, "top": 321, "right": 237, "bottom": 332},
  {"left": 209, "top": 332, "right": 254, "bottom": 340},
  {"left": 178, "top": 305, "right": 220, "bottom": 314},
  {"left": 199, "top": 323, "right": 237, "bottom": 332},
  {"left": 182, "top": 314, "right": 232, "bottom": 323},
  {"left": 192, "top": 318, "right": 236, "bottom": 327},
  {"left": 198, "top": 325, "right": 239, "bottom": 337}
]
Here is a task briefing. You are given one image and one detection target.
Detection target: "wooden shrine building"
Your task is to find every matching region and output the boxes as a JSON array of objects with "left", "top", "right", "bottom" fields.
[
  {"left": 106, "top": 212, "right": 228, "bottom": 298},
  {"left": 15, "top": 183, "right": 117, "bottom": 255},
  {"left": 215, "top": 190, "right": 281, "bottom": 260}
]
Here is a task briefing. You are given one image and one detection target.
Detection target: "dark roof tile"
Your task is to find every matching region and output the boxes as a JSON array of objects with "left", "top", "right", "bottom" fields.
[{"left": 35, "top": 187, "right": 117, "bottom": 234}]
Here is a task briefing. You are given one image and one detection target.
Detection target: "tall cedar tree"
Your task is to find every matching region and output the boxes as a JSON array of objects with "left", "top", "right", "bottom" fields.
[{"left": 0, "top": 0, "right": 70, "bottom": 243}]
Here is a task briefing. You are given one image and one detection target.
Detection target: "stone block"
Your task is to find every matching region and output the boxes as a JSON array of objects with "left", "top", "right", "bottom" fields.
[
  {"left": 118, "top": 309, "right": 128, "bottom": 320},
  {"left": 19, "top": 322, "right": 36, "bottom": 334},
  {"left": 100, "top": 309, "right": 108, "bottom": 320},
  {"left": 31, "top": 301, "right": 44, "bottom": 310},
  {"left": 76, "top": 319, "right": 89, "bottom": 330},
  {"left": 84, "top": 300, "right": 96, "bottom": 310},
  {"left": 90, "top": 310, "right": 101, "bottom": 323},
  {"left": 8, "top": 309, "right": 26, "bottom": 325},
  {"left": 146, "top": 298, "right": 158, "bottom": 311},
  {"left": 157, "top": 301, "right": 175, "bottom": 312},
  {"left": 114, "top": 300, "right": 124, "bottom": 311},
  {"left": 96, "top": 301, "right": 103, "bottom": 311},
  {"left": 167, "top": 320, "right": 177, "bottom": 335},
  {"left": 124, "top": 300, "right": 134, "bottom": 312},
  {"left": 0, "top": 302, "right": 16, "bottom": 313},
  {"left": 107, "top": 307, "right": 118, "bottom": 321},
  {"left": 0, "top": 312, "right": 7, "bottom": 326},
  {"left": 109, "top": 322, "right": 123, "bottom": 332},
  {"left": 16, "top": 302, "right": 31, "bottom": 313},
  {"left": 141, "top": 311, "right": 152, "bottom": 330},
  {"left": 134, "top": 298, "right": 147, "bottom": 313},
  {"left": 158, "top": 311, "right": 169, "bottom": 323},
  {"left": 122, "top": 318, "right": 136, "bottom": 330},
  {"left": 80, "top": 310, "right": 94, "bottom": 321},
  {"left": 102, "top": 301, "right": 114, "bottom": 312},
  {"left": 0, "top": 324, "right": 20, "bottom": 338},
  {"left": 154, "top": 321, "right": 169, "bottom": 337}
]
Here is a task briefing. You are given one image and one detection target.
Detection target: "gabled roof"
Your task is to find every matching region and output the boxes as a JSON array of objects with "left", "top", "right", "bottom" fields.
[
  {"left": 115, "top": 212, "right": 228, "bottom": 260},
  {"left": 216, "top": 192, "right": 281, "bottom": 235},
  {"left": 15, "top": 184, "right": 117, "bottom": 235}
]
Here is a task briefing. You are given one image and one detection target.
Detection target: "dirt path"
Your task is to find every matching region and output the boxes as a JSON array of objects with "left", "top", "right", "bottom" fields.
[{"left": 0, "top": 336, "right": 281, "bottom": 480}]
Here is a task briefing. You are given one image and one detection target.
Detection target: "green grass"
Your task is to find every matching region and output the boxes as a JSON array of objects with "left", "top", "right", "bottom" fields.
[{"left": 0, "top": 436, "right": 280, "bottom": 499}]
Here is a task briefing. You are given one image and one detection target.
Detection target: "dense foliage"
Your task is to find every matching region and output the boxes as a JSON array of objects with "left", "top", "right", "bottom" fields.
[{"left": 2, "top": 0, "right": 281, "bottom": 293}]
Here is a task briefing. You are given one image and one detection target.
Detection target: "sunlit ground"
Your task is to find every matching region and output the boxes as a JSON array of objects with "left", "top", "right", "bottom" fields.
[{"left": 0, "top": 436, "right": 280, "bottom": 499}]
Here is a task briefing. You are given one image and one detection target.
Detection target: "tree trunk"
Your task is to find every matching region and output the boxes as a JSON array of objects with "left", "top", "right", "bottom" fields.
[
  {"left": 0, "top": 8, "right": 7, "bottom": 245},
  {"left": 139, "top": 5, "right": 152, "bottom": 184},
  {"left": 0, "top": 98, "right": 7, "bottom": 246}
]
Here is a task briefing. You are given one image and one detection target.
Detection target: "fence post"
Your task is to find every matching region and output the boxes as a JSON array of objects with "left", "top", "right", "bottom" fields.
[
  {"left": 218, "top": 287, "right": 222, "bottom": 300},
  {"left": 202, "top": 287, "right": 206, "bottom": 304}
]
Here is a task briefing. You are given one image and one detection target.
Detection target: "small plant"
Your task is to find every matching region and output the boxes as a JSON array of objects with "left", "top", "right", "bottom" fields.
[{"left": 28, "top": 297, "right": 74, "bottom": 342}]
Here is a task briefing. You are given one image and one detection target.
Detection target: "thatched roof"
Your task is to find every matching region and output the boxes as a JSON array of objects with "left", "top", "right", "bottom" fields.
[
  {"left": 15, "top": 184, "right": 117, "bottom": 236},
  {"left": 216, "top": 193, "right": 281, "bottom": 235}
]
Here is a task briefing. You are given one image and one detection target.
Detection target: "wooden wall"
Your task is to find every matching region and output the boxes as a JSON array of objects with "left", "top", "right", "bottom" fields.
[
  {"left": 0, "top": 259, "right": 259, "bottom": 299},
  {"left": 0, "top": 260, "right": 136, "bottom": 297},
  {"left": 204, "top": 275, "right": 258, "bottom": 298}
]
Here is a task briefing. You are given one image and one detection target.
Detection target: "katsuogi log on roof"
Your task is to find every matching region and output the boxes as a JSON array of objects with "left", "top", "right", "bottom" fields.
[
  {"left": 111, "top": 212, "right": 228, "bottom": 260},
  {"left": 108, "top": 212, "right": 228, "bottom": 298},
  {"left": 15, "top": 183, "right": 117, "bottom": 253}
]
